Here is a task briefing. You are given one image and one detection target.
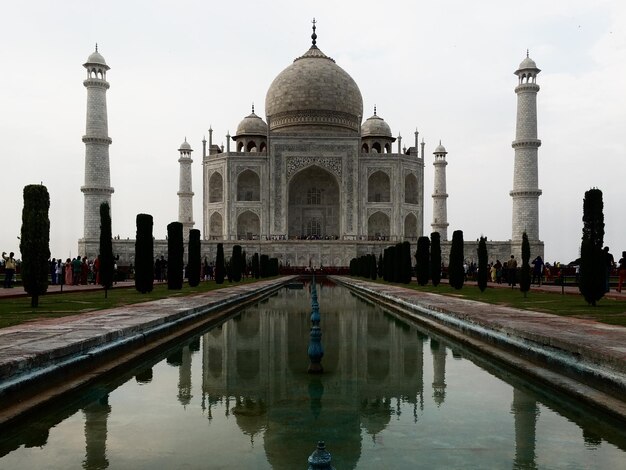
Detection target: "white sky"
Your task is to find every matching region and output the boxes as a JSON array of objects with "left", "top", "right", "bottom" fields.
[{"left": 1, "top": 0, "right": 624, "bottom": 264}]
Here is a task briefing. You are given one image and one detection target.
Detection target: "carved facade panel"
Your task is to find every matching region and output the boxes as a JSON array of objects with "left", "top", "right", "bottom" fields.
[{"left": 286, "top": 156, "right": 342, "bottom": 181}]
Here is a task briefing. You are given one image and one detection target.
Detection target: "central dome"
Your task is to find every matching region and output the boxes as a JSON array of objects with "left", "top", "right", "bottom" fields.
[{"left": 265, "top": 45, "right": 363, "bottom": 135}]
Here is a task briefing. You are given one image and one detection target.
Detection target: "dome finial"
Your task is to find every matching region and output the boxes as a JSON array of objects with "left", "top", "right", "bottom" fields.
[
  {"left": 95, "top": 43, "right": 98, "bottom": 52},
  {"left": 374, "top": 105, "right": 377, "bottom": 116},
  {"left": 311, "top": 18, "right": 317, "bottom": 47},
  {"left": 252, "top": 102, "right": 255, "bottom": 114},
  {"left": 526, "top": 48, "right": 529, "bottom": 58}
]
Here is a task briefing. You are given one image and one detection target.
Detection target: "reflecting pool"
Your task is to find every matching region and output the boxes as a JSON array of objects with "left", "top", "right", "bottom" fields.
[{"left": 1, "top": 281, "right": 625, "bottom": 469}]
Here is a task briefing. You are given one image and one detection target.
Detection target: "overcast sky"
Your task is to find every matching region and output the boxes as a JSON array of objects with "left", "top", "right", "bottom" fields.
[{"left": 1, "top": 0, "right": 624, "bottom": 264}]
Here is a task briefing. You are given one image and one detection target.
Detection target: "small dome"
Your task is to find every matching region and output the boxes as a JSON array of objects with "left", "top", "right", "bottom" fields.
[
  {"left": 434, "top": 142, "right": 447, "bottom": 154},
  {"left": 85, "top": 50, "right": 107, "bottom": 67},
  {"left": 519, "top": 56, "right": 537, "bottom": 70},
  {"left": 361, "top": 112, "right": 392, "bottom": 138},
  {"left": 235, "top": 111, "right": 268, "bottom": 137},
  {"left": 179, "top": 139, "right": 192, "bottom": 151}
]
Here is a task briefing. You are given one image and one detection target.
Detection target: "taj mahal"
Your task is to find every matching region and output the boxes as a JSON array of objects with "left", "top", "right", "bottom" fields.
[{"left": 78, "top": 23, "right": 544, "bottom": 266}]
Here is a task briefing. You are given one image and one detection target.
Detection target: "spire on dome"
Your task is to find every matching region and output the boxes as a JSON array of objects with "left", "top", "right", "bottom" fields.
[
  {"left": 311, "top": 18, "right": 317, "bottom": 47},
  {"left": 526, "top": 49, "right": 529, "bottom": 58},
  {"left": 95, "top": 43, "right": 98, "bottom": 52},
  {"left": 252, "top": 103, "right": 255, "bottom": 114},
  {"left": 374, "top": 105, "right": 377, "bottom": 116}
]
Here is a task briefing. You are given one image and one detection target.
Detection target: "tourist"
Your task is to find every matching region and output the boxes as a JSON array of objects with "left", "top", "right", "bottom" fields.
[
  {"left": 617, "top": 252, "right": 626, "bottom": 293},
  {"left": 494, "top": 260, "right": 503, "bottom": 284},
  {"left": 72, "top": 256, "right": 82, "bottom": 285},
  {"left": 93, "top": 255, "right": 101, "bottom": 285},
  {"left": 50, "top": 258, "right": 57, "bottom": 285},
  {"left": 55, "top": 259, "right": 63, "bottom": 285},
  {"left": 532, "top": 255, "right": 544, "bottom": 285},
  {"left": 81, "top": 257, "right": 89, "bottom": 285},
  {"left": 65, "top": 258, "right": 73, "bottom": 285},
  {"left": 507, "top": 255, "right": 517, "bottom": 287},
  {"left": 603, "top": 247, "right": 615, "bottom": 293},
  {"left": 2, "top": 251, "right": 17, "bottom": 288}
]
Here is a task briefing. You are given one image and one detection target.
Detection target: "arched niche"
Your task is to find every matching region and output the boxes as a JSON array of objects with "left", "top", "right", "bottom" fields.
[
  {"left": 208, "top": 172, "right": 223, "bottom": 203},
  {"left": 237, "top": 210, "right": 260, "bottom": 240},
  {"left": 404, "top": 173, "right": 418, "bottom": 204},
  {"left": 404, "top": 213, "right": 417, "bottom": 240},
  {"left": 368, "top": 171, "right": 390, "bottom": 202},
  {"left": 209, "top": 212, "right": 223, "bottom": 239},
  {"left": 368, "top": 211, "right": 390, "bottom": 239},
  {"left": 237, "top": 169, "right": 260, "bottom": 201},
  {"left": 288, "top": 165, "right": 340, "bottom": 239}
]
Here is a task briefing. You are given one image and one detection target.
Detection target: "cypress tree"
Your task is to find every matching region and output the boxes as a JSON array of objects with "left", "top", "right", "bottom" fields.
[
  {"left": 430, "top": 232, "right": 442, "bottom": 287},
  {"left": 415, "top": 236, "right": 430, "bottom": 286},
  {"left": 167, "top": 222, "right": 184, "bottom": 290},
  {"left": 252, "top": 252, "right": 260, "bottom": 279},
  {"left": 477, "top": 236, "right": 488, "bottom": 292},
  {"left": 241, "top": 249, "right": 247, "bottom": 278},
  {"left": 449, "top": 230, "right": 464, "bottom": 289},
  {"left": 99, "top": 202, "right": 115, "bottom": 297},
  {"left": 20, "top": 185, "right": 50, "bottom": 307},
  {"left": 579, "top": 188, "right": 605, "bottom": 306},
  {"left": 231, "top": 245, "right": 242, "bottom": 282},
  {"left": 520, "top": 232, "right": 531, "bottom": 297},
  {"left": 370, "top": 254, "right": 377, "bottom": 281},
  {"left": 401, "top": 241, "right": 412, "bottom": 284},
  {"left": 215, "top": 243, "right": 225, "bottom": 284},
  {"left": 260, "top": 254, "right": 269, "bottom": 278},
  {"left": 377, "top": 253, "right": 383, "bottom": 278},
  {"left": 187, "top": 229, "right": 201, "bottom": 287},
  {"left": 134, "top": 213, "right": 154, "bottom": 293}
]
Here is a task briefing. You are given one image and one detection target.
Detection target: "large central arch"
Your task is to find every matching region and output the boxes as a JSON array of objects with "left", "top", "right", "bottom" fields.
[{"left": 288, "top": 165, "right": 340, "bottom": 239}]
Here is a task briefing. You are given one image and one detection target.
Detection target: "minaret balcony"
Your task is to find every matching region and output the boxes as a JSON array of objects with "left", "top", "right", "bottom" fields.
[
  {"left": 511, "top": 139, "right": 541, "bottom": 149},
  {"left": 82, "top": 135, "right": 112, "bottom": 144},
  {"left": 509, "top": 189, "right": 542, "bottom": 197},
  {"left": 514, "top": 83, "right": 540, "bottom": 93},
  {"left": 83, "top": 78, "right": 110, "bottom": 89}
]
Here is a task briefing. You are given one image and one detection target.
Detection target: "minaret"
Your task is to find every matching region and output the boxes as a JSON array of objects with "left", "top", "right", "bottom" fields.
[
  {"left": 81, "top": 46, "right": 114, "bottom": 242},
  {"left": 431, "top": 141, "right": 449, "bottom": 240},
  {"left": 177, "top": 138, "right": 194, "bottom": 240},
  {"left": 511, "top": 52, "right": 542, "bottom": 244}
]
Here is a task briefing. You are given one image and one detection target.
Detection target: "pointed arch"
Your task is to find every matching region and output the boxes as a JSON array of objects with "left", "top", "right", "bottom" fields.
[
  {"left": 209, "top": 172, "right": 223, "bottom": 203},
  {"left": 288, "top": 165, "right": 340, "bottom": 239},
  {"left": 368, "top": 171, "right": 391, "bottom": 202},
  {"left": 368, "top": 211, "right": 390, "bottom": 240},
  {"left": 404, "top": 173, "right": 418, "bottom": 204},
  {"left": 237, "top": 169, "right": 260, "bottom": 201},
  {"left": 209, "top": 212, "right": 223, "bottom": 239},
  {"left": 237, "top": 210, "right": 260, "bottom": 240},
  {"left": 404, "top": 213, "right": 417, "bottom": 240}
]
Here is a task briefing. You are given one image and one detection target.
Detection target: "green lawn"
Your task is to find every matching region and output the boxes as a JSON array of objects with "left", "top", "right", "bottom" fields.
[
  {"left": 385, "top": 281, "right": 626, "bottom": 327},
  {"left": 0, "top": 278, "right": 267, "bottom": 329}
]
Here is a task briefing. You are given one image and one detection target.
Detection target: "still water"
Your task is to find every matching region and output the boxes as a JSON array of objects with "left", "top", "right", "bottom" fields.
[{"left": 1, "top": 281, "right": 625, "bottom": 469}]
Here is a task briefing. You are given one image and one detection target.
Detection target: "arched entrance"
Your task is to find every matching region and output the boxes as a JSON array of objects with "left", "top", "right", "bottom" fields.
[
  {"left": 237, "top": 210, "right": 260, "bottom": 240},
  {"left": 209, "top": 212, "right": 223, "bottom": 239},
  {"left": 368, "top": 211, "right": 390, "bottom": 240},
  {"left": 237, "top": 170, "right": 260, "bottom": 201},
  {"left": 404, "top": 213, "right": 417, "bottom": 240},
  {"left": 368, "top": 171, "right": 390, "bottom": 202},
  {"left": 288, "top": 166, "right": 340, "bottom": 239},
  {"left": 209, "top": 172, "right": 223, "bottom": 203}
]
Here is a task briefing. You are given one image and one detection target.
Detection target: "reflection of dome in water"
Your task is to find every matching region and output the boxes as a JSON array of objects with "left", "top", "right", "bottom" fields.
[
  {"left": 360, "top": 397, "right": 392, "bottom": 436},
  {"left": 265, "top": 41, "right": 363, "bottom": 135},
  {"left": 232, "top": 397, "right": 267, "bottom": 439}
]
